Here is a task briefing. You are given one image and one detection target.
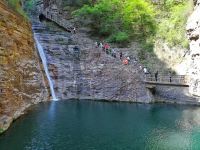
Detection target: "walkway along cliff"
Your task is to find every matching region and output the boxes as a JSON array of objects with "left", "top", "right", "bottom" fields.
[
  {"left": 37, "top": 0, "right": 200, "bottom": 103},
  {"left": 30, "top": 0, "right": 154, "bottom": 102},
  {"left": 0, "top": 1, "right": 49, "bottom": 133}
]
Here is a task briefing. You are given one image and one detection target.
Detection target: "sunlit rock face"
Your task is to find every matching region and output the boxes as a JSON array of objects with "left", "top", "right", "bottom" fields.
[
  {"left": 186, "top": 0, "right": 200, "bottom": 97},
  {"left": 0, "top": 1, "right": 49, "bottom": 132},
  {"left": 154, "top": 40, "right": 190, "bottom": 75},
  {"left": 32, "top": 20, "right": 153, "bottom": 103},
  {"left": 35, "top": 0, "right": 154, "bottom": 103}
]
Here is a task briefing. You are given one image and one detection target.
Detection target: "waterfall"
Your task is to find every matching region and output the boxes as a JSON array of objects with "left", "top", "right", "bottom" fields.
[{"left": 34, "top": 34, "right": 58, "bottom": 101}]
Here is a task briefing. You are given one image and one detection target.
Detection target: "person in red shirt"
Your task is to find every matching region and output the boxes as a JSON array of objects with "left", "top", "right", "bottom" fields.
[
  {"left": 123, "top": 59, "right": 129, "bottom": 65},
  {"left": 104, "top": 43, "right": 109, "bottom": 50}
]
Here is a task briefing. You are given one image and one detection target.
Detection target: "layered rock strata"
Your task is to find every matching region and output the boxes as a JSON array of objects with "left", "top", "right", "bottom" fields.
[
  {"left": 0, "top": 1, "right": 49, "bottom": 133},
  {"left": 32, "top": 19, "right": 153, "bottom": 103}
]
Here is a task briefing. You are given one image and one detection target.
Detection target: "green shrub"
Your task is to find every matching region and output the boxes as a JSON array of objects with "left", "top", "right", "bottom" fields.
[
  {"left": 74, "top": 0, "right": 156, "bottom": 43},
  {"left": 24, "top": 0, "right": 34, "bottom": 12},
  {"left": 73, "top": 0, "right": 193, "bottom": 59},
  {"left": 7, "top": 0, "right": 27, "bottom": 17},
  {"left": 62, "top": 0, "right": 93, "bottom": 7},
  {"left": 156, "top": 0, "right": 193, "bottom": 48},
  {"left": 108, "top": 32, "right": 129, "bottom": 43},
  {"left": 0, "top": 128, "right": 4, "bottom": 134}
]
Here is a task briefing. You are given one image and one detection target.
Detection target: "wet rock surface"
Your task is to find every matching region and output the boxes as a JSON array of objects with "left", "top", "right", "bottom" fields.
[
  {"left": 187, "top": 0, "right": 200, "bottom": 97},
  {"left": 32, "top": 18, "right": 153, "bottom": 102},
  {"left": 0, "top": 1, "right": 49, "bottom": 132}
]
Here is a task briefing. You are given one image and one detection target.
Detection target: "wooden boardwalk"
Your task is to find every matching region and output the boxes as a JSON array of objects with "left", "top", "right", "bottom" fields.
[{"left": 144, "top": 75, "right": 189, "bottom": 87}]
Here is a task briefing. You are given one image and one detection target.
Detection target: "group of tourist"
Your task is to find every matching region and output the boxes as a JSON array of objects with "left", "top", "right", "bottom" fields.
[
  {"left": 95, "top": 41, "right": 132, "bottom": 65},
  {"left": 71, "top": 27, "right": 131, "bottom": 65},
  {"left": 71, "top": 26, "right": 160, "bottom": 79},
  {"left": 94, "top": 40, "right": 173, "bottom": 83},
  {"left": 72, "top": 30, "right": 165, "bottom": 82},
  {"left": 72, "top": 27, "right": 174, "bottom": 83}
]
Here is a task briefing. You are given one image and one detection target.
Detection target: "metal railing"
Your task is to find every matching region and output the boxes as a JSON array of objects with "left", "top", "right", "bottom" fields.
[{"left": 144, "top": 74, "right": 189, "bottom": 85}]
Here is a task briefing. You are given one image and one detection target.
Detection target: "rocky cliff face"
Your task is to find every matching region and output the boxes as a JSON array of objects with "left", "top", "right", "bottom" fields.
[
  {"left": 33, "top": 0, "right": 153, "bottom": 103},
  {"left": 187, "top": 0, "right": 200, "bottom": 97},
  {"left": 0, "top": 1, "right": 49, "bottom": 133},
  {"left": 153, "top": 40, "right": 190, "bottom": 75},
  {"left": 32, "top": 19, "right": 153, "bottom": 103}
]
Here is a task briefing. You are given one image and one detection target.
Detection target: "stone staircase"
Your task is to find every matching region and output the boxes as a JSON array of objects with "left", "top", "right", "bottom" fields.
[{"left": 31, "top": 13, "right": 152, "bottom": 102}]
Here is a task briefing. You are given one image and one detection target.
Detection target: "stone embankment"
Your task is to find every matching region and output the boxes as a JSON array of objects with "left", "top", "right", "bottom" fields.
[
  {"left": 0, "top": 1, "right": 49, "bottom": 133},
  {"left": 187, "top": 0, "right": 200, "bottom": 97}
]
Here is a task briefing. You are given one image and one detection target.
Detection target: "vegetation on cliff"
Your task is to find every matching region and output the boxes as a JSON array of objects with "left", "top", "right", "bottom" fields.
[
  {"left": 0, "top": 128, "right": 4, "bottom": 134},
  {"left": 7, "top": 0, "right": 26, "bottom": 17},
  {"left": 156, "top": 0, "right": 193, "bottom": 48},
  {"left": 74, "top": 0, "right": 156, "bottom": 45},
  {"left": 62, "top": 0, "right": 93, "bottom": 7},
  {"left": 73, "top": 0, "right": 193, "bottom": 49}
]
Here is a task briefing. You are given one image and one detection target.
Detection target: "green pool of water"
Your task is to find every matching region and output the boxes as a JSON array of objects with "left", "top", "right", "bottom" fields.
[{"left": 1, "top": 100, "right": 200, "bottom": 150}]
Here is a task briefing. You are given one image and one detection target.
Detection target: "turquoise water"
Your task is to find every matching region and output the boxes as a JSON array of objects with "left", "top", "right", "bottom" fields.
[{"left": 1, "top": 100, "right": 200, "bottom": 150}]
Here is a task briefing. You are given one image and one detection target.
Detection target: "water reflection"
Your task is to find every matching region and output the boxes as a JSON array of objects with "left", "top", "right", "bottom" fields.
[
  {"left": 1, "top": 101, "right": 200, "bottom": 150},
  {"left": 146, "top": 105, "right": 200, "bottom": 150},
  {"left": 180, "top": 108, "right": 200, "bottom": 130},
  {"left": 48, "top": 101, "right": 58, "bottom": 121}
]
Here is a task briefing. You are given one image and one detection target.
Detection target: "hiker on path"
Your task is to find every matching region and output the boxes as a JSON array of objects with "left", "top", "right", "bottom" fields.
[
  {"left": 73, "top": 27, "right": 76, "bottom": 34},
  {"left": 139, "top": 65, "right": 142, "bottom": 70},
  {"left": 98, "top": 42, "right": 101, "bottom": 47},
  {"left": 155, "top": 71, "right": 158, "bottom": 81},
  {"left": 104, "top": 43, "right": 110, "bottom": 50},
  {"left": 123, "top": 58, "right": 129, "bottom": 65},
  {"left": 111, "top": 49, "right": 116, "bottom": 58},
  {"left": 133, "top": 57, "right": 138, "bottom": 64},
  {"left": 95, "top": 41, "right": 98, "bottom": 48},
  {"left": 120, "top": 52, "right": 123, "bottom": 60},
  {"left": 99, "top": 42, "right": 103, "bottom": 49},
  {"left": 103, "top": 43, "right": 106, "bottom": 51},
  {"left": 143, "top": 67, "right": 148, "bottom": 74},
  {"left": 169, "top": 71, "right": 172, "bottom": 82}
]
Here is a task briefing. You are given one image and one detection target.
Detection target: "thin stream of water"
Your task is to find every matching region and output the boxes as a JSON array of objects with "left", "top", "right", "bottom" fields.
[{"left": 34, "top": 34, "right": 58, "bottom": 101}]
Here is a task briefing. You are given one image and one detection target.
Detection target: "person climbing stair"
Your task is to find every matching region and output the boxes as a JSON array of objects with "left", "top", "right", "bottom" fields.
[
  {"left": 73, "top": 27, "right": 76, "bottom": 34},
  {"left": 120, "top": 52, "right": 123, "bottom": 60},
  {"left": 123, "top": 58, "right": 129, "bottom": 65},
  {"left": 155, "top": 71, "right": 158, "bottom": 81}
]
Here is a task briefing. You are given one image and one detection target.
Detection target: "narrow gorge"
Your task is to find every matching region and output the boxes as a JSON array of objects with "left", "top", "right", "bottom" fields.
[{"left": 0, "top": 0, "right": 200, "bottom": 149}]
